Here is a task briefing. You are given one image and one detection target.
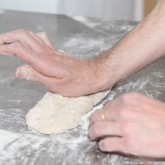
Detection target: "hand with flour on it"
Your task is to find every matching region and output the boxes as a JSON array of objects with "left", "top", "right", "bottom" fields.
[{"left": 89, "top": 92, "right": 165, "bottom": 158}]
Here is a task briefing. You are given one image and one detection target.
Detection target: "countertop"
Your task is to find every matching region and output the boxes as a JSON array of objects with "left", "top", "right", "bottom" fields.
[{"left": 0, "top": 10, "right": 165, "bottom": 165}]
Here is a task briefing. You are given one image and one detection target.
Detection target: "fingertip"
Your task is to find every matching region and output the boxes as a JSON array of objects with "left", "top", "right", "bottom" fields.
[
  {"left": 98, "top": 137, "right": 124, "bottom": 153},
  {"left": 90, "top": 109, "right": 102, "bottom": 123},
  {"left": 98, "top": 140, "right": 108, "bottom": 152},
  {"left": 15, "top": 65, "right": 31, "bottom": 80},
  {"left": 15, "top": 64, "right": 57, "bottom": 92},
  {"left": 88, "top": 121, "right": 105, "bottom": 141},
  {"left": 88, "top": 124, "right": 93, "bottom": 139}
]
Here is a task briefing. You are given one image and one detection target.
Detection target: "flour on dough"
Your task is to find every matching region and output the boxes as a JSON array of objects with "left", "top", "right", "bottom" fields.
[{"left": 26, "top": 91, "right": 109, "bottom": 134}]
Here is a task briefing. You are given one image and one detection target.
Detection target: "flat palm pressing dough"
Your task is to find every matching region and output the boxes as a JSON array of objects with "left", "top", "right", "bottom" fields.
[{"left": 26, "top": 91, "right": 109, "bottom": 134}]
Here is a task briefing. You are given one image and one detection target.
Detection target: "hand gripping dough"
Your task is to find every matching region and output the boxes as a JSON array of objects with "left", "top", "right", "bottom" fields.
[{"left": 26, "top": 91, "right": 109, "bottom": 134}]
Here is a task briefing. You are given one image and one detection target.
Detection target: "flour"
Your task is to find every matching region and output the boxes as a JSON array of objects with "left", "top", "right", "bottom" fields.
[
  {"left": 0, "top": 129, "right": 19, "bottom": 150},
  {"left": 0, "top": 105, "right": 102, "bottom": 165},
  {"left": 117, "top": 77, "right": 150, "bottom": 93},
  {"left": 37, "top": 26, "right": 44, "bottom": 30},
  {"left": 0, "top": 94, "right": 113, "bottom": 165},
  {"left": 59, "top": 18, "right": 135, "bottom": 60},
  {"left": 61, "top": 35, "right": 112, "bottom": 59},
  {"left": 0, "top": 14, "right": 164, "bottom": 164},
  {"left": 0, "top": 76, "right": 15, "bottom": 84},
  {"left": 0, "top": 76, "right": 164, "bottom": 165}
]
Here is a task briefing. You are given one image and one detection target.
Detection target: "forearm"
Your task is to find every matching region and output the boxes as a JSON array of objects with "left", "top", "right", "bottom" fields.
[{"left": 96, "top": 0, "right": 165, "bottom": 90}]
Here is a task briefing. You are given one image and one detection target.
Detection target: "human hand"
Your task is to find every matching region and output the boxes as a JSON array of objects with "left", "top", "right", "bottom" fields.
[
  {"left": 0, "top": 29, "right": 108, "bottom": 97},
  {"left": 89, "top": 92, "right": 165, "bottom": 158}
]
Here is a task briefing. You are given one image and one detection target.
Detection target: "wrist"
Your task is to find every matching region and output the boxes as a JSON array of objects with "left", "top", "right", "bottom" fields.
[
  {"left": 74, "top": 58, "right": 114, "bottom": 94},
  {"left": 91, "top": 54, "right": 118, "bottom": 92}
]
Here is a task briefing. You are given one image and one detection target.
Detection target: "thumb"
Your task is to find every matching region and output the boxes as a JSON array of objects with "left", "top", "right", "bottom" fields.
[
  {"left": 15, "top": 65, "right": 62, "bottom": 93},
  {"left": 16, "top": 65, "right": 31, "bottom": 80},
  {"left": 36, "top": 32, "right": 53, "bottom": 47},
  {"left": 15, "top": 64, "right": 52, "bottom": 84}
]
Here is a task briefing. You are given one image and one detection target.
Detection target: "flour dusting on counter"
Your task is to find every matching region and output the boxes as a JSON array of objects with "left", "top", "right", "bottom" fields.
[
  {"left": 0, "top": 129, "right": 19, "bottom": 150},
  {"left": 0, "top": 77, "right": 164, "bottom": 165},
  {"left": 0, "top": 11, "right": 165, "bottom": 165}
]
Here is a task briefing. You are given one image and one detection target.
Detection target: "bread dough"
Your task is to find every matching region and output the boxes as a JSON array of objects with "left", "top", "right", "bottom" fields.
[{"left": 26, "top": 91, "right": 108, "bottom": 134}]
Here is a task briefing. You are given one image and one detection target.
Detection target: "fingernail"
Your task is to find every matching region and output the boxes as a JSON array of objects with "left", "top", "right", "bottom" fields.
[
  {"left": 16, "top": 67, "right": 30, "bottom": 80},
  {"left": 98, "top": 141, "right": 106, "bottom": 151}
]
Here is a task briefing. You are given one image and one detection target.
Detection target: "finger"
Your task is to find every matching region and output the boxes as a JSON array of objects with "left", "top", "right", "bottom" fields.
[
  {"left": 91, "top": 95, "right": 137, "bottom": 123},
  {"left": 98, "top": 137, "right": 125, "bottom": 153},
  {"left": 90, "top": 109, "right": 103, "bottom": 123},
  {"left": 33, "top": 32, "right": 65, "bottom": 56},
  {"left": 0, "top": 42, "right": 48, "bottom": 72},
  {"left": 15, "top": 64, "right": 59, "bottom": 90},
  {"left": 16, "top": 64, "right": 47, "bottom": 81},
  {"left": 91, "top": 108, "right": 116, "bottom": 124},
  {"left": 34, "top": 32, "right": 64, "bottom": 55},
  {"left": 0, "top": 42, "right": 39, "bottom": 63},
  {"left": 0, "top": 30, "right": 19, "bottom": 44},
  {"left": 0, "top": 43, "right": 68, "bottom": 79},
  {"left": 89, "top": 121, "right": 122, "bottom": 140},
  {"left": 0, "top": 29, "right": 43, "bottom": 51},
  {"left": 18, "top": 30, "right": 45, "bottom": 51},
  {"left": 28, "top": 31, "right": 52, "bottom": 47},
  {"left": 36, "top": 32, "right": 53, "bottom": 47}
]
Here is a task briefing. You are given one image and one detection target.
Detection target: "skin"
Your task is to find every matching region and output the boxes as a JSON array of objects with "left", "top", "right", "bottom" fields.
[
  {"left": 0, "top": 31, "right": 105, "bottom": 97},
  {"left": 89, "top": 92, "right": 165, "bottom": 158},
  {"left": 0, "top": 0, "right": 165, "bottom": 158}
]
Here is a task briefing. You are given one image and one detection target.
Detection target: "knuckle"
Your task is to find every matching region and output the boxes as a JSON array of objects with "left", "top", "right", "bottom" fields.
[
  {"left": 16, "top": 29, "right": 28, "bottom": 34},
  {"left": 128, "top": 92, "right": 140, "bottom": 99},
  {"left": 123, "top": 92, "right": 140, "bottom": 101},
  {"left": 12, "top": 42, "right": 21, "bottom": 47},
  {"left": 121, "top": 123, "right": 139, "bottom": 154},
  {"left": 90, "top": 122, "right": 102, "bottom": 138},
  {"left": 15, "top": 29, "right": 31, "bottom": 37},
  {"left": 37, "top": 32, "right": 48, "bottom": 39},
  {"left": 117, "top": 93, "right": 142, "bottom": 119},
  {"left": 123, "top": 139, "right": 132, "bottom": 152},
  {"left": 41, "top": 32, "right": 48, "bottom": 37},
  {"left": 91, "top": 110, "right": 100, "bottom": 123},
  {"left": 119, "top": 92, "right": 140, "bottom": 107},
  {"left": 104, "top": 101, "right": 111, "bottom": 109},
  {"left": 46, "top": 82, "right": 61, "bottom": 94},
  {"left": 118, "top": 107, "right": 132, "bottom": 119},
  {"left": 123, "top": 136, "right": 137, "bottom": 154},
  {"left": 6, "top": 43, "right": 23, "bottom": 53},
  {"left": 120, "top": 93, "right": 132, "bottom": 104},
  {"left": 121, "top": 92, "right": 137, "bottom": 101},
  {"left": 47, "top": 84, "right": 55, "bottom": 92},
  {"left": 121, "top": 122, "right": 132, "bottom": 136},
  {"left": 28, "top": 30, "right": 35, "bottom": 35}
]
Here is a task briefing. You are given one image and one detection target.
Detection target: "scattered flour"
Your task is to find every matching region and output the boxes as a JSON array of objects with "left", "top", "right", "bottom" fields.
[
  {"left": 0, "top": 74, "right": 164, "bottom": 164},
  {"left": 0, "top": 129, "right": 19, "bottom": 150},
  {"left": 0, "top": 15, "right": 165, "bottom": 165}
]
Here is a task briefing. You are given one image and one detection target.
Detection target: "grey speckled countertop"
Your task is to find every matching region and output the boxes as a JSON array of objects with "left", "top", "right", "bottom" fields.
[{"left": 0, "top": 10, "right": 165, "bottom": 165}]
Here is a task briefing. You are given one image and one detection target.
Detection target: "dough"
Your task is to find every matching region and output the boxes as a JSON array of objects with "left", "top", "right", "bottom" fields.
[{"left": 26, "top": 91, "right": 109, "bottom": 134}]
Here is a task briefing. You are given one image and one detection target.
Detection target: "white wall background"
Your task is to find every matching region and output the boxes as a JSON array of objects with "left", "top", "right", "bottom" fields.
[{"left": 0, "top": 0, "right": 144, "bottom": 21}]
